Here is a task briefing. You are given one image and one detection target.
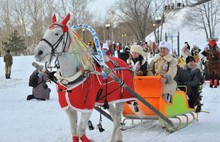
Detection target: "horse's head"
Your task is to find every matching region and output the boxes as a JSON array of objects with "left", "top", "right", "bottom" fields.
[{"left": 34, "top": 14, "right": 70, "bottom": 63}]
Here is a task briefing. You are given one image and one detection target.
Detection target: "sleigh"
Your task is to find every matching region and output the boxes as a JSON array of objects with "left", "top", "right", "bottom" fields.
[{"left": 122, "top": 75, "right": 200, "bottom": 131}]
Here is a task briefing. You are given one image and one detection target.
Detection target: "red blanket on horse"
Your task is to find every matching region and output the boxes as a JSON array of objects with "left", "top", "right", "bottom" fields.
[{"left": 57, "top": 56, "right": 135, "bottom": 112}]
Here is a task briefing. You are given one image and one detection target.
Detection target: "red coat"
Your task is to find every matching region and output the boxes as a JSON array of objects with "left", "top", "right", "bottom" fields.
[
  {"left": 152, "top": 42, "right": 156, "bottom": 51},
  {"left": 116, "top": 45, "right": 120, "bottom": 51}
]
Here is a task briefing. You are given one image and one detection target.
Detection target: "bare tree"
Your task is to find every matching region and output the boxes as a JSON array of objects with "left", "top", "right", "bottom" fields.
[
  {"left": 0, "top": 0, "right": 115, "bottom": 55},
  {"left": 0, "top": 0, "right": 14, "bottom": 51},
  {"left": 57, "top": 0, "right": 94, "bottom": 25},
  {"left": 13, "top": 0, "right": 29, "bottom": 47},
  {"left": 185, "top": 0, "right": 220, "bottom": 39},
  {"left": 0, "top": 0, "right": 13, "bottom": 32},
  {"left": 42, "top": 0, "right": 59, "bottom": 28},
  {"left": 112, "top": 0, "right": 165, "bottom": 42},
  {"left": 26, "top": 0, "right": 45, "bottom": 44}
]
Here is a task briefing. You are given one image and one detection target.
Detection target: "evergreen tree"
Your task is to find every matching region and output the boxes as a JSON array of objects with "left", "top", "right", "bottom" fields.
[{"left": 2, "top": 29, "right": 27, "bottom": 55}]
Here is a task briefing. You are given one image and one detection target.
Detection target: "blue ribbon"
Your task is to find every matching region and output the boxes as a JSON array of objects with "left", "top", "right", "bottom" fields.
[{"left": 72, "top": 24, "right": 104, "bottom": 66}]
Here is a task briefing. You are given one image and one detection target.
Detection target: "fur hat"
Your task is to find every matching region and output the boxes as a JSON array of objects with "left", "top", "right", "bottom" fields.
[
  {"left": 130, "top": 45, "right": 143, "bottom": 55},
  {"left": 186, "top": 56, "right": 195, "bottom": 64},
  {"left": 159, "top": 41, "right": 171, "bottom": 51}
]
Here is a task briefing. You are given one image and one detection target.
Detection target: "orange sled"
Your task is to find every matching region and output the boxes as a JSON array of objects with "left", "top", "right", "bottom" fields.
[{"left": 122, "top": 75, "right": 199, "bottom": 130}]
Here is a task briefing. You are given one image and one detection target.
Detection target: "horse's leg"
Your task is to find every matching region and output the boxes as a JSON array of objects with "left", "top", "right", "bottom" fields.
[
  {"left": 78, "top": 112, "right": 92, "bottom": 142},
  {"left": 66, "top": 108, "right": 78, "bottom": 142},
  {"left": 115, "top": 102, "right": 125, "bottom": 142},
  {"left": 108, "top": 102, "right": 125, "bottom": 142},
  {"left": 108, "top": 104, "right": 117, "bottom": 142}
]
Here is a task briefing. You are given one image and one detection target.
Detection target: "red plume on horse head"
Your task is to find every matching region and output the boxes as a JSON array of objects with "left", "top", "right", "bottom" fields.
[
  {"left": 50, "top": 13, "right": 70, "bottom": 33},
  {"left": 52, "top": 14, "right": 57, "bottom": 23}
]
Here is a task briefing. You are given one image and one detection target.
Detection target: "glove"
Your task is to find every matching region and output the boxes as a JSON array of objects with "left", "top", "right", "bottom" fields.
[
  {"left": 161, "top": 78, "right": 167, "bottom": 84},
  {"left": 163, "top": 74, "right": 172, "bottom": 84},
  {"left": 136, "top": 71, "right": 143, "bottom": 76}
]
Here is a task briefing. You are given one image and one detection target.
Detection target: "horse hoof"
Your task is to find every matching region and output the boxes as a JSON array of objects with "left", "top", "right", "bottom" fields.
[{"left": 210, "top": 85, "right": 213, "bottom": 88}]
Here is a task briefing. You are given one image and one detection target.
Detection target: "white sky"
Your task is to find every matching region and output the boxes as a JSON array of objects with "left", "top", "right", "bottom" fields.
[{"left": 90, "top": 0, "right": 116, "bottom": 20}]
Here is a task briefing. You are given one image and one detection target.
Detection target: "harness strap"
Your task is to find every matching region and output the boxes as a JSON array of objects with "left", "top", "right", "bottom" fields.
[
  {"left": 41, "top": 33, "right": 64, "bottom": 54},
  {"left": 56, "top": 70, "right": 85, "bottom": 85}
]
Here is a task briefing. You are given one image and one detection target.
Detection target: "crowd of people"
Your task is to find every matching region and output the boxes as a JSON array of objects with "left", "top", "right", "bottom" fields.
[{"left": 89, "top": 39, "right": 212, "bottom": 108}]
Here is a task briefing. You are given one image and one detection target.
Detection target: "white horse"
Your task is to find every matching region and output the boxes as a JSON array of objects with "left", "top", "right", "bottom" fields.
[{"left": 34, "top": 14, "right": 135, "bottom": 142}]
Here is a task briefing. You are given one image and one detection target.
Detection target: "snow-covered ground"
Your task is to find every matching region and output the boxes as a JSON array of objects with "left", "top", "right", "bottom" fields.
[{"left": 0, "top": 55, "right": 219, "bottom": 142}]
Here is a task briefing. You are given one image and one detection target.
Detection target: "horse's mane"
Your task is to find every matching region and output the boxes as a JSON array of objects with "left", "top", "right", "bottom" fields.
[{"left": 68, "top": 28, "right": 93, "bottom": 71}]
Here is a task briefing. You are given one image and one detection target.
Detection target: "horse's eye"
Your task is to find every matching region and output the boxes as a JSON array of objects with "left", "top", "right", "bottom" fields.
[{"left": 55, "top": 33, "right": 59, "bottom": 36}]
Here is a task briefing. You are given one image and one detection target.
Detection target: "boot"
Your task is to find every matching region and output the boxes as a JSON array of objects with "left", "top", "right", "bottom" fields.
[
  {"left": 214, "top": 79, "right": 218, "bottom": 88},
  {"left": 80, "top": 135, "right": 90, "bottom": 142},
  {"left": 26, "top": 95, "right": 35, "bottom": 100},
  {"left": 72, "top": 136, "right": 79, "bottom": 142},
  {"left": 209, "top": 79, "right": 213, "bottom": 88},
  {"left": 5, "top": 74, "right": 10, "bottom": 79}
]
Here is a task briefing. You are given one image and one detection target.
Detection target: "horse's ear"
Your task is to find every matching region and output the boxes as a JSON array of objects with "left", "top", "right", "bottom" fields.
[
  {"left": 62, "top": 13, "right": 70, "bottom": 25},
  {"left": 52, "top": 14, "right": 57, "bottom": 23}
]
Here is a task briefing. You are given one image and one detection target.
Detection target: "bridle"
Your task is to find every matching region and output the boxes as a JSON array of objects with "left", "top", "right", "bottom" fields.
[
  {"left": 39, "top": 23, "right": 89, "bottom": 86},
  {"left": 40, "top": 23, "right": 70, "bottom": 70}
]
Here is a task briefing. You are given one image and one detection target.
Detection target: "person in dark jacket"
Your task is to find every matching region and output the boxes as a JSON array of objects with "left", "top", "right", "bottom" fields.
[
  {"left": 27, "top": 67, "right": 51, "bottom": 101},
  {"left": 174, "top": 56, "right": 202, "bottom": 108},
  {"left": 3, "top": 49, "right": 13, "bottom": 79}
]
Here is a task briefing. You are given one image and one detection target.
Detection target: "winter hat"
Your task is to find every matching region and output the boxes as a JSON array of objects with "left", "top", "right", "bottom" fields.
[
  {"left": 208, "top": 39, "right": 217, "bottom": 47},
  {"left": 102, "top": 43, "right": 111, "bottom": 55},
  {"left": 159, "top": 41, "right": 171, "bottom": 51},
  {"left": 130, "top": 45, "right": 143, "bottom": 55},
  {"left": 186, "top": 56, "right": 195, "bottom": 64}
]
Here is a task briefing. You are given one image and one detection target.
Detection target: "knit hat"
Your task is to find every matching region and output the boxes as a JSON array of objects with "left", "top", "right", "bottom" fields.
[
  {"left": 186, "top": 56, "right": 195, "bottom": 64},
  {"left": 159, "top": 41, "right": 171, "bottom": 51},
  {"left": 130, "top": 45, "right": 143, "bottom": 55}
]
